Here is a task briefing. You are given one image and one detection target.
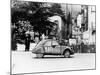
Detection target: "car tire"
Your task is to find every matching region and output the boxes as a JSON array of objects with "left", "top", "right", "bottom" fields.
[
  {"left": 36, "top": 54, "right": 44, "bottom": 58},
  {"left": 64, "top": 50, "right": 70, "bottom": 58}
]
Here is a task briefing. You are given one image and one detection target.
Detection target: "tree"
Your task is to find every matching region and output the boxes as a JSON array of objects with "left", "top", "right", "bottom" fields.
[
  {"left": 11, "top": 1, "right": 65, "bottom": 41},
  {"left": 49, "top": 3, "right": 64, "bottom": 16},
  {"left": 11, "top": 0, "right": 43, "bottom": 23},
  {"left": 66, "top": 12, "right": 72, "bottom": 38}
]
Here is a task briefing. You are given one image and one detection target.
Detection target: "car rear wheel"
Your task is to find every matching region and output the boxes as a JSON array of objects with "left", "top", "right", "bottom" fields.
[
  {"left": 36, "top": 54, "right": 44, "bottom": 58},
  {"left": 64, "top": 50, "right": 70, "bottom": 58}
]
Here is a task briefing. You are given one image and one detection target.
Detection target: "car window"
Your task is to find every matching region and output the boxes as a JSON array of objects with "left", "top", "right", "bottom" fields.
[
  {"left": 52, "top": 41, "right": 59, "bottom": 46},
  {"left": 44, "top": 41, "right": 52, "bottom": 46}
]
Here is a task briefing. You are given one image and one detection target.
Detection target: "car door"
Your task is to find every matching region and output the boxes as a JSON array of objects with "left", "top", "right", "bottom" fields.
[
  {"left": 51, "top": 40, "right": 61, "bottom": 54},
  {"left": 44, "top": 40, "right": 53, "bottom": 53}
]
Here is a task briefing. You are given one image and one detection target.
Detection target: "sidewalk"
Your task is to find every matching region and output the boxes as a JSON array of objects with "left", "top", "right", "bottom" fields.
[{"left": 17, "top": 43, "right": 36, "bottom": 51}]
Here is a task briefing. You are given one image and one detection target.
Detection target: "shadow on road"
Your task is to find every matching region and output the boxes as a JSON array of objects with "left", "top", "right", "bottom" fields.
[{"left": 33, "top": 56, "right": 74, "bottom": 59}]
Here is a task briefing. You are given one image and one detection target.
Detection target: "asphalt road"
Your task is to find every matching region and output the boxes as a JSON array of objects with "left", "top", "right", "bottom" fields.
[{"left": 11, "top": 51, "right": 96, "bottom": 74}]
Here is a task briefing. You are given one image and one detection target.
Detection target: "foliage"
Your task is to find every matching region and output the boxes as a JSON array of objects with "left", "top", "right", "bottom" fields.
[
  {"left": 11, "top": 1, "right": 65, "bottom": 40},
  {"left": 49, "top": 3, "right": 64, "bottom": 16}
]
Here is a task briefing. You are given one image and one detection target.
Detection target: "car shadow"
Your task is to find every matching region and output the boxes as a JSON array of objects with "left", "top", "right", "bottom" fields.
[{"left": 33, "top": 56, "right": 74, "bottom": 59}]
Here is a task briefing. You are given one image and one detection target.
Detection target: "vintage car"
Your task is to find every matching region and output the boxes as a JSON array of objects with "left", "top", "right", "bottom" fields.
[{"left": 32, "top": 39, "right": 74, "bottom": 58}]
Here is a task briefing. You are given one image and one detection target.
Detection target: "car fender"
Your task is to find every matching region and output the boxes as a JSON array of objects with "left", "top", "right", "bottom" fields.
[
  {"left": 63, "top": 48, "right": 71, "bottom": 55},
  {"left": 65, "top": 46, "right": 71, "bottom": 50},
  {"left": 34, "top": 47, "right": 44, "bottom": 54}
]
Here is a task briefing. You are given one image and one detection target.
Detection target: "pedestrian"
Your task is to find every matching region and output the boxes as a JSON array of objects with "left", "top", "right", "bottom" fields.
[
  {"left": 34, "top": 32, "right": 40, "bottom": 43},
  {"left": 41, "top": 33, "right": 45, "bottom": 40},
  {"left": 25, "top": 33, "right": 31, "bottom": 51},
  {"left": 29, "top": 30, "right": 34, "bottom": 42}
]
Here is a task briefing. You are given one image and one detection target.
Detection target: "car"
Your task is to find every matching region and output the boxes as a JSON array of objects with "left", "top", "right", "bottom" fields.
[{"left": 32, "top": 39, "right": 74, "bottom": 58}]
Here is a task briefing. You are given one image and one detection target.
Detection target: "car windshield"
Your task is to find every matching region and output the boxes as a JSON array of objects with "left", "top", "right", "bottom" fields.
[
  {"left": 44, "top": 41, "right": 52, "bottom": 46},
  {"left": 35, "top": 40, "right": 47, "bottom": 48}
]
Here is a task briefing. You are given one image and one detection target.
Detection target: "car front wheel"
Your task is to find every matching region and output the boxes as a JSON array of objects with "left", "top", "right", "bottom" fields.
[
  {"left": 36, "top": 54, "right": 44, "bottom": 58},
  {"left": 64, "top": 50, "right": 70, "bottom": 58}
]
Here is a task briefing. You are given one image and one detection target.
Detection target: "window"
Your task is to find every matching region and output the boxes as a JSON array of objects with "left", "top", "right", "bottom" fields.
[
  {"left": 91, "top": 6, "right": 96, "bottom": 12},
  {"left": 52, "top": 41, "right": 59, "bottom": 46}
]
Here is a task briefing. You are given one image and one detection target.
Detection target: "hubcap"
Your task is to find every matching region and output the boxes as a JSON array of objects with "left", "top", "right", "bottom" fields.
[{"left": 64, "top": 51, "right": 70, "bottom": 58}]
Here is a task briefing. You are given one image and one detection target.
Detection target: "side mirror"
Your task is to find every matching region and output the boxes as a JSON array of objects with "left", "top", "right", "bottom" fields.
[{"left": 52, "top": 45, "right": 56, "bottom": 48}]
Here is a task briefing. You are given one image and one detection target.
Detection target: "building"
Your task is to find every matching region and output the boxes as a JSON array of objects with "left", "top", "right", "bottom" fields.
[{"left": 82, "top": 6, "right": 96, "bottom": 45}]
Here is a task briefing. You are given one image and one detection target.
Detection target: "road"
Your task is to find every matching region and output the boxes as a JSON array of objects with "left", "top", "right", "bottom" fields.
[{"left": 11, "top": 51, "right": 96, "bottom": 74}]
